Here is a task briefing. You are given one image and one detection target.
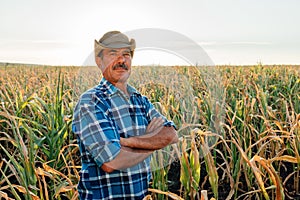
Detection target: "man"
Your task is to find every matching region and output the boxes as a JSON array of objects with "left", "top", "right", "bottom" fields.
[{"left": 72, "top": 31, "right": 178, "bottom": 200}]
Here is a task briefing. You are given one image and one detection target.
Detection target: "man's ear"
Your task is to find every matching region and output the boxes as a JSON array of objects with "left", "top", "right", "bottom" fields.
[{"left": 95, "top": 56, "right": 103, "bottom": 70}]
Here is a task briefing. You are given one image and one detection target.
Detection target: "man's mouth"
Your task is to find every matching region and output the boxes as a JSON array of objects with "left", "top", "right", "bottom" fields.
[{"left": 113, "top": 63, "right": 128, "bottom": 70}]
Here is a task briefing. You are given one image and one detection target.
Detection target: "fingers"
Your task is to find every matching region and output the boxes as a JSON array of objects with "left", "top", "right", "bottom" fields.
[
  {"left": 146, "top": 117, "right": 164, "bottom": 133},
  {"left": 147, "top": 117, "right": 163, "bottom": 130},
  {"left": 120, "top": 137, "right": 126, "bottom": 146}
]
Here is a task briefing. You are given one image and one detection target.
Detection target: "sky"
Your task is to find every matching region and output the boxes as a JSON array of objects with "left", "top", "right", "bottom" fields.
[{"left": 1, "top": 0, "right": 300, "bottom": 66}]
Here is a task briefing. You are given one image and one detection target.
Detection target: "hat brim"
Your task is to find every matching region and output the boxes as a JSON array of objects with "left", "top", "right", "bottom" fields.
[
  {"left": 94, "top": 39, "right": 136, "bottom": 57},
  {"left": 101, "top": 43, "right": 133, "bottom": 49}
]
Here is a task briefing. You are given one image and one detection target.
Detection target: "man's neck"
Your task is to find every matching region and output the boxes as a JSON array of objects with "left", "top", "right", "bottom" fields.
[{"left": 114, "top": 82, "right": 129, "bottom": 96}]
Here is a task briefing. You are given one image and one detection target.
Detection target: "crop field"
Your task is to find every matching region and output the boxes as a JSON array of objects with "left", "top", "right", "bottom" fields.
[{"left": 0, "top": 64, "right": 299, "bottom": 200}]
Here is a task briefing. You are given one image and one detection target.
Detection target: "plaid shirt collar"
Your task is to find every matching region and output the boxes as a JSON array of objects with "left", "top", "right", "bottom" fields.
[{"left": 99, "top": 77, "right": 140, "bottom": 97}]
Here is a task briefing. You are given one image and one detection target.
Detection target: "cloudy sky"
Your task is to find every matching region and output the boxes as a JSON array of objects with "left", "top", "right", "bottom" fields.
[{"left": 1, "top": 0, "right": 299, "bottom": 66}]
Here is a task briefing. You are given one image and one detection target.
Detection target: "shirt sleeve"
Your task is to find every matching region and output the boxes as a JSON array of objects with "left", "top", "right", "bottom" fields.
[
  {"left": 142, "top": 96, "right": 176, "bottom": 129},
  {"left": 72, "top": 102, "right": 121, "bottom": 167}
]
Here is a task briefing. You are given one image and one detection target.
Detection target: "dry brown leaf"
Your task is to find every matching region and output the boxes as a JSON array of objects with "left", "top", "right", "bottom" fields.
[{"left": 148, "top": 188, "right": 184, "bottom": 200}]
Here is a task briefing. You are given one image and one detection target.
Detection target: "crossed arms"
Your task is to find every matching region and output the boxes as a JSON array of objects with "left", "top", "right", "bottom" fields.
[{"left": 101, "top": 117, "right": 178, "bottom": 173}]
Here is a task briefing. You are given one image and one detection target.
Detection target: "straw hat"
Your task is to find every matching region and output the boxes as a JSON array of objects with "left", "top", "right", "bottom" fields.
[{"left": 94, "top": 31, "right": 136, "bottom": 58}]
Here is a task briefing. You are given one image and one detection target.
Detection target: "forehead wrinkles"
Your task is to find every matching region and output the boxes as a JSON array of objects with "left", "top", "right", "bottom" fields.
[{"left": 105, "top": 48, "right": 131, "bottom": 54}]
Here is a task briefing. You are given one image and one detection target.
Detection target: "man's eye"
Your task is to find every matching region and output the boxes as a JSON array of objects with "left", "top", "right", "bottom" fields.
[{"left": 123, "top": 53, "right": 131, "bottom": 57}]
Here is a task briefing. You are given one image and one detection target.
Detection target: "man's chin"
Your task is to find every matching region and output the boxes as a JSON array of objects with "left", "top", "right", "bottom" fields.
[{"left": 114, "top": 75, "right": 130, "bottom": 84}]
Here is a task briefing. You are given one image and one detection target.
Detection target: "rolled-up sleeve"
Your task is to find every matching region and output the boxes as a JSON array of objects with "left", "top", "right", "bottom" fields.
[
  {"left": 73, "top": 103, "right": 121, "bottom": 167},
  {"left": 143, "top": 96, "right": 176, "bottom": 129}
]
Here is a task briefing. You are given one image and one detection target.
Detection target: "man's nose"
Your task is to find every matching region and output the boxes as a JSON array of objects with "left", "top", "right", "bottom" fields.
[{"left": 116, "top": 55, "right": 126, "bottom": 63}]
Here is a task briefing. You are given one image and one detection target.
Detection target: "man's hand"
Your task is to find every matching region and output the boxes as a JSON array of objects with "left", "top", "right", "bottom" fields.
[
  {"left": 145, "top": 117, "right": 164, "bottom": 135},
  {"left": 120, "top": 117, "right": 164, "bottom": 146},
  {"left": 120, "top": 117, "right": 178, "bottom": 150}
]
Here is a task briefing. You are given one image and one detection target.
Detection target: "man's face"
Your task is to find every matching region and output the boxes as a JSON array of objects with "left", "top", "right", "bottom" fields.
[{"left": 98, "top": 48, "right": 132, "bottom": 85}]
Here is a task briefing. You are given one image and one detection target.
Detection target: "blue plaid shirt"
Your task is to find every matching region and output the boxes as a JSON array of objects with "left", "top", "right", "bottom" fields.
[{"left": 72, "top": 78, "right": 175, "bottom": 200}]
